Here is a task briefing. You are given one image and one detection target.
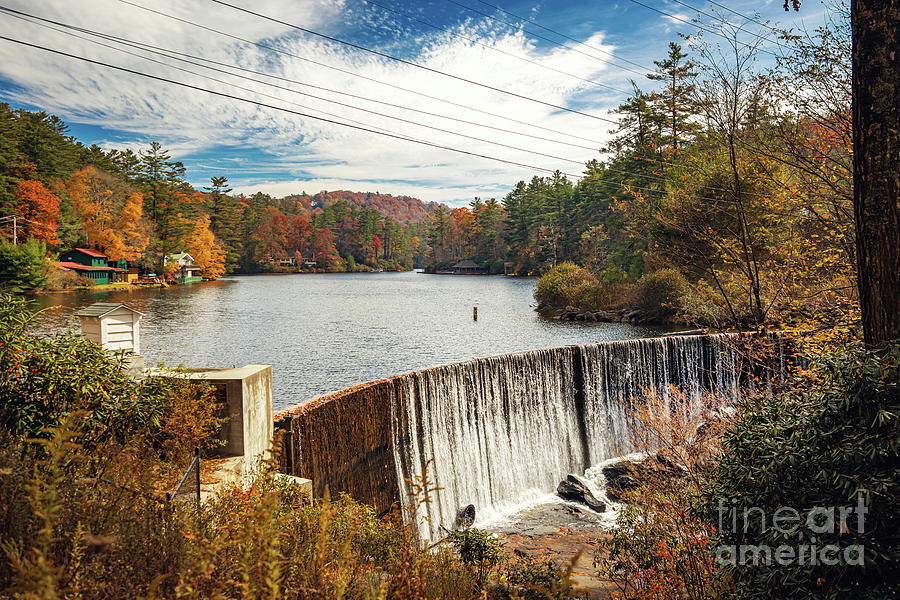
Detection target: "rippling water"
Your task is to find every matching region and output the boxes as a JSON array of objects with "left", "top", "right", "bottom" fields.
[{"left": 30, "top": 272, "right": 671, "bottom": 410}]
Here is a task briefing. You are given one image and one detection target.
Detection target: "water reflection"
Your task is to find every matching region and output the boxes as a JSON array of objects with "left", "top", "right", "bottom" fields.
[{"left": 31, "top": 272, "right": 671, "bottom": 410}]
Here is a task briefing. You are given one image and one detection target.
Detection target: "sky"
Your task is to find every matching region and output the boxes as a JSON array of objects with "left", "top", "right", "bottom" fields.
[{"left": 0, "top": 0, "right": 829, "bottom": 206}]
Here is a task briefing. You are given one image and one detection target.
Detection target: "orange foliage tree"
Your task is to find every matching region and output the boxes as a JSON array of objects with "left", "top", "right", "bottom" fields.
[
  {"left": 66, "top": 166, "right": 149, "bottom": 261},
  {"left": 13, "top": 180, "right": 59, "bottom": 244},
  {"left": 185, "top": 215, "right": 225, "bottom": 279}
]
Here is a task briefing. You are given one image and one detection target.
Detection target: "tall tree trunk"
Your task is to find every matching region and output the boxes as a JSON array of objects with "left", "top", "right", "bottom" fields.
[{"left": 852, "top": 0, "right": 900, "bottom": 345}]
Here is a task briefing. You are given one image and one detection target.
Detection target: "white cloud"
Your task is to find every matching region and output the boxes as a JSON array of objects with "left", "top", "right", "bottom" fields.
[{"left": 0, "top": 0, "right": 626, "bottom": 204}]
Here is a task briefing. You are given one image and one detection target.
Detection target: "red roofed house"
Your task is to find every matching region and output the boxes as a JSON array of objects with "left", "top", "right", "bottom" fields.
[{"left": 58, "top": 248, "right": 130, "bottom": 285}]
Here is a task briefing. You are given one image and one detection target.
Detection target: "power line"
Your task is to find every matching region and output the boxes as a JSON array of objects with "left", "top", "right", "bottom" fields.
[
  {"left": 206, "top": 0, "right": 617, "bottom": 124},
  {"left": 1, "top": 34, "right": 783, "bottom": 211},
  {"left": 625, "top": 0, "right": 778, "bottom": 58},
  {"left": 0, "top": 5, "right": 601, "bottom": 154},
  {"left": 115, "top": 0, "right": 607, "bottom": 146},
  {"left": 471, "top": 0, "right": 653, "bottom": 73},
  {"left": 666, "top": 0, "right": 792, "bottom": 53},
  {"left": 0, "top": 34, "right": 590, "bottom": 179},
  {"left": 7, "top": 9, "right": 723, "bottom": 199},
  {"left": 445, "top": 0, "right": 651, "bottom": 79},
  {"left": 361, "top": 0, "right": 632, "bottom": 94},
  {"left": 4, "top": 11, "right": 597, "bottom": 169},
  {"left": 704, "top": 0, "right": 791, "bottom": 40}
]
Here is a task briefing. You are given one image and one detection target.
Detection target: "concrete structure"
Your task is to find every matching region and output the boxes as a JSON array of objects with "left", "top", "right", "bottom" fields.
[
  {"left": 77, "top": 302, "right": 144, "bottom": 354},
  {"left": 180, "top": 365, "right": 275, "bottom": 474}
]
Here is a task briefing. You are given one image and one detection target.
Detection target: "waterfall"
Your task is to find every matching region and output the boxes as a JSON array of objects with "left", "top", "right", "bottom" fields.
[
  {"left": 392, "top": 347, "right": 584, "bottom": 540},
  {"left": 390, "top": 333, "right": 788, "bottom": 540},
  {"left": 276, "top": 332, "right": 794, "bottom": 543}
]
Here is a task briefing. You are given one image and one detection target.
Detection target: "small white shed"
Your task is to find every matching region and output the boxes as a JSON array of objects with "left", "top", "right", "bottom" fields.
[{"left": 77, "top": 302, "right": 145, "bottom": 354}]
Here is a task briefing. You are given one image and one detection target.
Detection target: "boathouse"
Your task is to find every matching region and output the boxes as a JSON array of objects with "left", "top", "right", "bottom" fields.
[
  {"left": 165, "top": 252, "right": 203, "bottom": 283},
  {"left": 451, "top": 259, "right": 484, "bottom": 274}
]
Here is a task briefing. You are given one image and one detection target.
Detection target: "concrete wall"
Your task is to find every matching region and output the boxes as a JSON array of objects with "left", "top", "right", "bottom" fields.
[{"left": 178, "top": 365, "right": 274, "bottom": 472}]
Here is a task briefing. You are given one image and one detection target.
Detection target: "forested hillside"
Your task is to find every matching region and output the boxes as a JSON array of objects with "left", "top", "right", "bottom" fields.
[
  {"left": 0, "top": 104, "right": 430, "bottom": 288},
  {"left": 285, "top": 190, "right": 440, "bottom": 224}
]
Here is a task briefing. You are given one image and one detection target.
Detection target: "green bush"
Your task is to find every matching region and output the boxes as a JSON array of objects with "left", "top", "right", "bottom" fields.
[
  {"left": 0, "top": 238, "right": 51, "bottom": 292},
  {"left": 704, "top": 342, "right": 900, "bottom": 599},
  {"left": 445, "top": 527, "right": 505, "bottom": 581},
  {"left": 632, "top": 268, "right": 690, "bottom": 319},
  {"left": 534, "top": 262, "right": 599, "bottom": 308}
]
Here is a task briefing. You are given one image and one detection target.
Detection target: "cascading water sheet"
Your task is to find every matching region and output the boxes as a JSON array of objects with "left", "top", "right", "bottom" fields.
[{"left": 390, "top": 333, "right": 785, "bottom": 540}]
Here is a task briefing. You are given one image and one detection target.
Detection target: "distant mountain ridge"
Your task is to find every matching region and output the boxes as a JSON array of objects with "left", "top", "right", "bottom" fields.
[{"left": 283, "top": 190, "right": 443, "bottom": 224}]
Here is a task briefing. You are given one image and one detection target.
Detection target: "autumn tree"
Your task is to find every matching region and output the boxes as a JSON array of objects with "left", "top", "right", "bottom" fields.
[
  {"left": 185, "top": 215, "right": 225, "bottom": 279},
  {"left": 13, "top": 180, "right": 59, "bottom": 244},
  {"left": 66, "top": 166, "right": 148, "bottom": 261}
]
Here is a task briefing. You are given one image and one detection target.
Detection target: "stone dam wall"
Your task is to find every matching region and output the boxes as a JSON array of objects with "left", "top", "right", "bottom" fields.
[{"left": 274, "top": 332, "right": 795, "bottom": 538}]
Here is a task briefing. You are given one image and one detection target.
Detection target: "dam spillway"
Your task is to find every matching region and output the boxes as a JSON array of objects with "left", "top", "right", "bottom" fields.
[{"left": 274, "top": 332, "right": 792, "bottom": 539}]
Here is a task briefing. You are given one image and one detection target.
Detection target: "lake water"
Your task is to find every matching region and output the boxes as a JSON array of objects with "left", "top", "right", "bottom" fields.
[{"left": 31, "top": 272, "right": 671, "bottom": 411}]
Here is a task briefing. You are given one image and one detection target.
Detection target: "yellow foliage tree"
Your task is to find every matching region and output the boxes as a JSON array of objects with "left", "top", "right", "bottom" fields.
[
  {"left": 66, "top": 166, "right": 149, "bottom": 261},
  {"left": 186, "top": 215, "right": 225, "bottom": 280}
]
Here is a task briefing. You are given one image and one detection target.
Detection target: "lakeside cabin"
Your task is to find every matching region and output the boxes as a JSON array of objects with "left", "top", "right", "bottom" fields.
[
  {"left": 165, "top": 252, "right": 203, "bottom": 283},
  {"left": 58, "top": 248, "right": 132, "bottom": 284},
  {"left": 451, "top": 259, "right": 485, "bottom": 274}
]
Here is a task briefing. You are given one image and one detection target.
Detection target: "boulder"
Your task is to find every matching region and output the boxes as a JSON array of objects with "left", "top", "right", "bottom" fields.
[
  {"left": 455, "top": 504, "right": 476, "bottom": 529},
  {"left": 603, "top": 454, "right": 689, "bottom": 500},
  {"left": 556, "top": 474, "right": 606, "bottom": 512}
]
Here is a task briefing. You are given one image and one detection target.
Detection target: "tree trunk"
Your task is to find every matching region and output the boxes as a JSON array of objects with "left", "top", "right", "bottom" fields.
[{"left": 852, "top": 0, "right": 900, "bottom": 345}]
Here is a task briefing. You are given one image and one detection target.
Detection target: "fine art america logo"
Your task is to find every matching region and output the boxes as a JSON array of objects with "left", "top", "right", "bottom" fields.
[{"left": 716, "top": 498, "right": 868, "bottom": 567}]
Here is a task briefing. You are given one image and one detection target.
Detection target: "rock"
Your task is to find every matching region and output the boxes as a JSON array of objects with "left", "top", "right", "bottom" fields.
[
  {"left": 455, "top": 504, "right": 475, "bottom": 529},
  {"left": 556, "top": 474, "right": 606, "bottom": 512},
  {"left": 603, "top": 454, "right": 690, "bottom": 500},
  {"left": 602, "top": 462, "right": 641, "bottom": 500},
  {"left": 565, "top": 305, "right": 579, "bottom": 313}
]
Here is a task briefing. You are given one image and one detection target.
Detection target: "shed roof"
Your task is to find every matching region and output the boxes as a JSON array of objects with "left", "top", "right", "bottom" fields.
[
  {"left": 452, "top": 259, "right": 480, "bottom": 269},
  {"left": 76, "top": 302, "right": 145, "bottom": 318}
]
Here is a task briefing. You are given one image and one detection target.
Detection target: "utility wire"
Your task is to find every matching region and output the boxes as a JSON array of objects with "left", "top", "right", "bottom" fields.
[
  {"left": 4, "top": 10, "right": 712, "bottom": 194},
  {"left": 472, "top": 0, "right": 653, "bottom": 73},
  {"left": 444, "top": 0, "right": 650, "bottom": 79},
  {"left": 206, "top": 0, "right": 616, "bottom": 123},
  {"left": 625, "top": 0, "right": 778, "bottom": 58},
  {"left": 0, "top": 34, "right": 590, "bottom": 179},
  {"left": 0, "top": 34, "right": 782, "bottom": 210},
  {"left": 5, "top": 11, "right": 596, "bottom": 168},
  {"left": 361, "top": 0, "right": 632, "bottom": 94},
  {"left": 704, "top": 0, "right": 792, "bottom": 40},
  {"left": 666, "top": 0, "right": 793, "bottom": 53},
  {"left": 0, "top": 5, "right": 600, "bottom": 153},
  {"left": 116, "top": 0, "right": 607, "bottom": 146}
]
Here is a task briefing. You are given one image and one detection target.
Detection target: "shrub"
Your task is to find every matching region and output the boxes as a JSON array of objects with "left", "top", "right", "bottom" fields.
[
  {"left": 704, "top": 342, "right": 900, "bottom": 599},
  {"left": 632, "top": 268, "right": 690, "bottom": 320},
  {"left": 0, "top": 238, "right": 51, "bottom": 292},
  {"left": 595, "top": 388, "right": 735, "bottom": 600},
  {"left": 534, "top": 262, "right": 598, "bottom": 308},
  {"left": 445, "top": 527, "right": 505, "bottom": 581}
]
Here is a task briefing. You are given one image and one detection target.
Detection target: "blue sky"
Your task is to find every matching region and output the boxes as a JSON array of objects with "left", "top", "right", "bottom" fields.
[{"left": 0, "top": 0, "right": 829, "bottom": 205}]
